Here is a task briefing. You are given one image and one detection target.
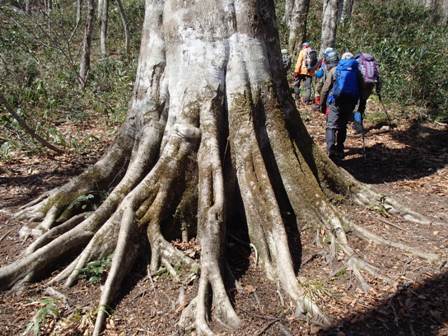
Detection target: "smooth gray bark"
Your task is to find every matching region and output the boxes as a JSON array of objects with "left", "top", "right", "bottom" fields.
[
  {"left": 115, "top": 0, "right": 129, "bottom": 54},
  {"left": 287, "top": 0, "right": 310, "bottom": 61},
  {"left": 99, "top": 0, "right": 108, "bottom": 57},
  {"left": 79, "top": 0, "right": 95, "bottom": 88},
  {"left": 320, "top": 0, "right": 340, "bottom": 55},
  {"left": 283, "top": 0, "right": 294, "bottom": 24},
  {"left": 338, "top": 0, "right": 354, "bottom": 22},
  {"left": 0, "top": 1, "right": 441, "bottom": 336}
]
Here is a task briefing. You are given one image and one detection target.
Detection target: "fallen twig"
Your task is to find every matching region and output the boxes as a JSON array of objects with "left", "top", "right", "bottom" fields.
[
  {"left": 0, "top": 228, "right": 16, "bottom": 243},
  {"left": 256, "top": 318, "right": 280, "bottom": 336}
]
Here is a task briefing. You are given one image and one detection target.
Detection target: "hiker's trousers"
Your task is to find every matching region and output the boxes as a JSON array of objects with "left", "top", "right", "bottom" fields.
[
  {"left": 358, "top": 83, "right": 374, "bottom": 115},
  {"left": 293, "top": 75, "right": 313, "bottom": 102},
  {"left": 326, "top": 96, "right": 358, "bottom": 154}
]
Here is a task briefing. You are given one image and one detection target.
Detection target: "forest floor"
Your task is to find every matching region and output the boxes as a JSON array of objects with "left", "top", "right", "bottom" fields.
[{"left": 0, "top": 103, "right": 447, "bottom": 336}]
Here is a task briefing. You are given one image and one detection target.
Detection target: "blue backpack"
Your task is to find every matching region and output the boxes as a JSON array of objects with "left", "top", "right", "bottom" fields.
[{"left": 332, "top": 59, "right": 360, "bottom": 99}]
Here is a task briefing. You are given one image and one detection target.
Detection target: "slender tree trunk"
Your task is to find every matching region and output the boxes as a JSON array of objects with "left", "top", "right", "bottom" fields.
[
  {"left": 287, "top": 0, "right": 310, "bottom": 61},
  {"left": 76, "top": 0, "right": 82, "bottom": 25},
  {"left": 69, "top": 0, "right": 83, "bottom": 41},
  {"left": 442, "top": 1, "right": 448, "bottom": 23},
  {"left": 97, "top": 0, "right": 104, "bottom": 19},
  {"left": 338, "top": 0, "right": 354, "bottom": 22},
  {"left": 415, "top": 0, "right": 448, "bottom": 23},
  {"left": 25, "top": 0, "right": 31, "bottom": 13},
  {"left": 283, "top": 0, "right": 294, "bottom": 24},
  {"left": 99, "top": 0, "right": 108, "bottom": 57},
  {"left": 79, "top": 0, "right": 95, "bottom": 88},
  {"left": 115, "top": 0, "right": 129, "bottom": 55},
  {"left": 0, "top": 1, "right": 441, "bottom": 336},
  {"left": 320, "top": 0, "right": 340, "bottom": 55}
]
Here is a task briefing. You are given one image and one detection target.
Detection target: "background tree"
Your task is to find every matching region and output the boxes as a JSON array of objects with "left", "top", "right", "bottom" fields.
[
  {"left": 338, "top": 0, "right": 355, "bottom": 22},
  {"left": 99, "top": 0, "right": 108, "bottom": 57},
  {"left": 0, "top": 1, "right": 442, "bottom": 336},
  {"left": 115, "top": 0, "right": 129, "bottom": 54},
  {"left": 78, "top": 0, "right": 95, "bottom": 88},
  {"left": 287, "top": 0, "right": 311, "bottom": 60},
  {"left": 320, "top": 0, "right": 341, "bottom": 54}
]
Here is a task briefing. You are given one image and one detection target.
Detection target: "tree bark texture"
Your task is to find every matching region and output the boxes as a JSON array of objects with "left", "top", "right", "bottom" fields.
[
  {"left": 320, "top": 0, "right": 340, "bottom": 55},
  {"left": 79, "top": 0, "right": 95, "bottom": 88},
  {"left": 76, "top": 0, "right": 82, "bottom": 24},
  {"left": 115, "top": 0, "right": 129, "bottom": 54},
  {"left": 283, "top": 0, "right": 294, "bottom": 24},
  {"left": 99, "top": 0, "right": 108, "bottom": 57},
  {"left": 338, "top": 0, "right": 354, "bottom": 22},
  {"left": 0, "top": 0, "right": 442, "bottom": 335},
  {"left": 287, "top": 0, "right": 310, "bottom": 61}
]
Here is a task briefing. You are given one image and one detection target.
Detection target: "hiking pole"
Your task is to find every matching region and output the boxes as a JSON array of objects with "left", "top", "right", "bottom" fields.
[
  {"left": 377, "top": 94, "right": 394, "bottom": 127},
  {"left": 354, "top": 111, "right": 366, "bottom": 159},
  {"left": 361, "top": 123, "right": 366, "bottom": 159}
]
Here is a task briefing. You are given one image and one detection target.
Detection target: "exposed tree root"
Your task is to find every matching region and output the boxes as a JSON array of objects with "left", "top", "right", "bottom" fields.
[
  {"left": 351, "top": 183, "right": 446, "bottom": 226},
  {"left": 314, "top": 152, "right": 446, "bottom": 226},
  {"left": 351, "top": 223, "right": 439, "bottom": 263},
  {"left": 24, "top": 212, "right": 91, "bottom": 255},
  {"left": 92, "top": 206, "right": 139, "bottom": 336},
  {"left": 179, "top": 92, "right": 241, "bottom": 334}
]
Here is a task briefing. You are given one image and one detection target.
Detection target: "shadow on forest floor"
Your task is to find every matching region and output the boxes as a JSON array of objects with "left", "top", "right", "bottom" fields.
[
  {"left": 340, "top": 121, "right": 448, "bottom": 184},
  {"left": 320, "top": 269, "right": 448, "bottom": 336}
]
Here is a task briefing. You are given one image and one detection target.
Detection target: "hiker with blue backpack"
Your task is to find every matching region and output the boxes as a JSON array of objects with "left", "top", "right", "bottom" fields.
[{"left": 320, "top": 52, "right": 363, "bottom": 161}]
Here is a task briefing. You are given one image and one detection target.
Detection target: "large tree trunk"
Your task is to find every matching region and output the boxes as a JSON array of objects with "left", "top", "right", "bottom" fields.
[
  {"left": 0, "top": 0, "right": 441, "bottom": 335},
  {"left": 287, "top": 0, "right": 310, "bottom": 61},
  {"left": 320, "top": 0, "right": 340, "bottom": 55},
  {"left": 79, "top": 0, "right": 95, "bottom": 88}
]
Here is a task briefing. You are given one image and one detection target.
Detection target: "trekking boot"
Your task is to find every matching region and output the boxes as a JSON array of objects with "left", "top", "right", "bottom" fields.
[
  {"left": 302, "top": 98, "right": 312, "bottom": 105},
  {"left": 328, "top": 150, "right": 342, "bottom": 163},
  {"left": 353, "top": 111, "right": 364, "bottom": 134},
  {"left": 336, "top": 148, "right": 345, "bottom": 160}
]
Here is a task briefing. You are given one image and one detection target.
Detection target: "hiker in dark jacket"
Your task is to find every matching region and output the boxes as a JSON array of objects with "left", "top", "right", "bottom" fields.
[
  {"left": 314, "top": 48, "right": 339, "bottom": 109},
  {"left": 320, "top": 52, "right": 364, "bottom": 160},
  {"left": 356, "top": 52, "right": 381, "bottom": 115}
]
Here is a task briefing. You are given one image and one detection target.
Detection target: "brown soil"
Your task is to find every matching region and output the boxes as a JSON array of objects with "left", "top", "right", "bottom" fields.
[{"left": 0, "top": 107, "right": 447, "bottom": 336}]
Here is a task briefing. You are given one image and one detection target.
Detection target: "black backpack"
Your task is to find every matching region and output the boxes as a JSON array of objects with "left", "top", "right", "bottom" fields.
[{"left": 305, "top": 48, "right": 318, "bottom": 70}]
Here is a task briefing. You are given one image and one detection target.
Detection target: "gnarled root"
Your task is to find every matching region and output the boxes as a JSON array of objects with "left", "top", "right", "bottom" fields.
[
  {"left": 350, "top": 222, "right": 439, "bottom": 263},
  {"left": 315, "top": 152, "right": 446, "bottom": 226},
  {"left": 226, "top": 61, "right": 328, "bottom": 325},
  {"left": 180, "top": 92, "right": 241, "bottom": 334},
  {"left": 15, "top": 123, "right": 135, "bottom": 236},
  {"left": 92, "top": 206, "right": 140, "bottom": 336}
]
